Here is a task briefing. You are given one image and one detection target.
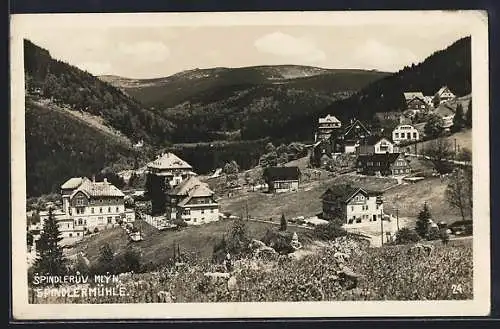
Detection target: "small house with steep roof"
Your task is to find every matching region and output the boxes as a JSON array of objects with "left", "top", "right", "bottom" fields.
[
  {"left": 434, "top": 86, "right": 456, "bottom": 104},
  {"left": 263, "top": 166, "right": 301, "bottom": 193},
  {"left": 321, "top": 184, "right": 384, "bottom": 224}
]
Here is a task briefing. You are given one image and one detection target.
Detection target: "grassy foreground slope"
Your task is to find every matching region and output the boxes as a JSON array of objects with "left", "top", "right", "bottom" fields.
[
  {"left": 33, "top": 238, "right": 472, "bottom": 303},
  {"left": 68, "top": 219, "right": 313, "bottom": 266}
]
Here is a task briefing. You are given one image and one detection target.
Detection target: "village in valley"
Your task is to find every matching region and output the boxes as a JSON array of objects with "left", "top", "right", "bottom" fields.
[{"left": 23, "top": 34, "right": 474, "bottom": 303}]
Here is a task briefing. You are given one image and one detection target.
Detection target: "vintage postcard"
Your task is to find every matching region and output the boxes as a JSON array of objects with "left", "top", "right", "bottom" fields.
[{"left": 10, "top": 11, "right": 490, "bottom": 320}]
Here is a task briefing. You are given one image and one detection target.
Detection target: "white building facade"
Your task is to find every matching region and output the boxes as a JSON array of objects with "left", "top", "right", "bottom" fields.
[
  {"left": 345, "top": 191, "right": 384, "bottom": 225},
  {"left": 34, "top": 177, "right": 135, "bottom": 241},
  {"left": 322, "top": 185, "right": 384, "bottom": 225},
  {"left": 392, "top": 125, "right": 420, "bottom": 144},
  {"left": 166, "top": 176, "right": 219, "bottom": 225}
]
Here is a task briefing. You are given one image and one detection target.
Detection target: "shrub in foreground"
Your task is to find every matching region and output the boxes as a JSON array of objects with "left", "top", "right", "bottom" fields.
[
  {"left": 394, "top": 227, "right": 420, "bottom": 245},
  {"left": 313, "top": 221, "right": 347, "bottom": 241}
]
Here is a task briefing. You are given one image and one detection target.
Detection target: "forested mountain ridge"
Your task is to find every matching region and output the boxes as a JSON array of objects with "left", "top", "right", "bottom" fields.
[
  {"left": 24, "top": 40, "right": 160, "bottom": 196},
  {"left": 101, "top": 66, "right": 389, "bottom": 143},
  {"left": 24, "top": 39, "right": 174, "bottom": 146},
  {"left": 100, "top": 65, "right": 388, "bottom": 108}
]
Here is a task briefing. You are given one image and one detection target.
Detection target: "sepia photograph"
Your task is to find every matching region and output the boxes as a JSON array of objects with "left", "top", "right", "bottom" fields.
[{"left": 10, "top": 10, "right": 490, "bottom": 319}]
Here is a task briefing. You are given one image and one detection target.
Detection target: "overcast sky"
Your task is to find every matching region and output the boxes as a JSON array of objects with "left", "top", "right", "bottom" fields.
[{"left": 16, "top": 12, "right": 473, "bottom": 79}]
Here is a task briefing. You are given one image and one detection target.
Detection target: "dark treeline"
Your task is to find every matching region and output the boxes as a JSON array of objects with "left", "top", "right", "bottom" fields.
[
  {"left": 165, "top": 139, "right": 271, "bottom": 174},
  {"left": 162, "top": 84, "right": 349, "bottom": 143}
]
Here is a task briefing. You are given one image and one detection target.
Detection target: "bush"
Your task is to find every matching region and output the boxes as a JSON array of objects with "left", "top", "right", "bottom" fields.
[
  {"left": 427, "top": 226, "right": 441, "bottom": 241},
  {"left": 173, "top": 217, "right": 188, "bottom": 229},
  {"left": 440, "top": 228, "right": 450, "bottom": 244},
  {"left": 394, "top": 227, "right": 421, "bottom": 245},
  {"left": 313, "top": 221, "right": 347, "bottom": 241},
  {"left": 93, "top": 227, "right": 99, "bottom": 234},
  {"left": 261, "top": 228, "right": 294, "bottom": 255},
  {"left": 114, "top": 247, "right": 142, "bottom": 273},
  {"left": 91, "top": 243, "right": 114, "bottom": 274},
  {"left": 74, "top": 254, "right": 91, "bottom": 275},
  {"left": 212, "top": 219, "right": 252, "bottom": 262}
]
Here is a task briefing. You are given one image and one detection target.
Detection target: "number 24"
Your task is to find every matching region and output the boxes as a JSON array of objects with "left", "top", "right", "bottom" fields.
[{"left": 452, "top": 284, "right": 464, "bottom": 294}]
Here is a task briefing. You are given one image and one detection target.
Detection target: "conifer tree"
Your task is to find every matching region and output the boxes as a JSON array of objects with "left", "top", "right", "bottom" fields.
[
  {"left": 415, "top": 203, "right": 432, "bottom": 238},
  {"left": 33, "top": 209, "right": 67, "bottom": 276},
  {"left": 465, "top": 99, "right": 472, "bottom": 128},
  {"left": 452, "top": 103, "right": 465, "bottom": 132},
  {"left": 280, "top": 213, "right": 288, "bottom": 231}
]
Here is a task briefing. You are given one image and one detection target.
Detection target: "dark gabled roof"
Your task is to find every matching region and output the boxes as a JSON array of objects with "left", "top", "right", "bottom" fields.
[
  {"left": 357, "top": 153, "right": 403, "bottom": 164},
  {"left": 406, "top": 97, "right": 428, "bottom": 105},
  {"left": 343, "top": 119, "right": 371, "bottom": 137},
  {"left": 263, "top": 166, "right": 301, "bottom": 181},
  {"left": 321, "top": 184, "right": 382, "bottom": 203},
  {"left": 359, "top": 135, "right": 393, "bottom": 146}
]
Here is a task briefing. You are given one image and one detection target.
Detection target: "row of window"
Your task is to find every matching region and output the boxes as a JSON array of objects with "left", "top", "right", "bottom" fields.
[
  {"left": 76, "top": 198, "right": 122, "bottom": 206},
  {"left": 275, "top": 182, "right": 292, "bottom": 189},
  {"left": 394, "top": 132, "right": 418, "bottom": 139},
  {"left": 393, "top": 168, "right": 411, "bottom": 174},
  {"left": 347, "top": 214, "right": 381, "bottom": 224},
  {"left": 183, "top": 208, "right": 216, "bottom": 215},
  {"left": 350, "top": 204, "right": 380, "bottom": 212},
  {"left": 75, "top": 206, "right": 122, "bottom": 215}
]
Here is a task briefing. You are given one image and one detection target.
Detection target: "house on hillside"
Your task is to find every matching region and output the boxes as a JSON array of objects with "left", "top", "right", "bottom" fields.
[
  {"left": 315, "top": 114, "right": 342, "bottom": 142},
  {"left": 392, "top": 124, "right": 420, "bottom": 144},
  {"left": 60, "top": 177, "right": 135, "bottom": 229},
  {"left": 434, "top": 103, "right": 455, "bottom": 131},
  {"left": 36, "top": 209, "right": 79, "bottom": 239},
  {"left": 423, "top": 96, "right": 434, "bottom": 108},
  {"left": 341, "top": 119, "right": 371, "bottom": 153},
  {"left": 434, "top": 86, "right": 456, "bottom": 105},
  {"left": 263, "top": 166, "right": 301, "bottom": 193},
  {"left": 321, "top": 184, "right": 384, "bottom": 225},
  {"left": 311, "top": 138, "right": 337, "bottom": 168},
  {"left": 356, "top": 136, "right": 396, "bottom": 155},
  {"left": 33, "top": 177, "right": 135, "bottom": 242},
  {"left": 356, "top": 153, "right": 411, "bottom": 176},
  {"left": 374, "top": 112, "right": 410, "bottom": 128},
  {"left": 165, "top": 176, "right": 219, "bottom": 225},
  {"left": 404, "top": 92, "right": 430, "bottom": 115},
  {"left": 146, "top": 152, "right": 197, "bottom": 188}
]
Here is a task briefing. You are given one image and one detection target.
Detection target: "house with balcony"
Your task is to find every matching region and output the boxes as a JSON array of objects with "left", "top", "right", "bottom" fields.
[
  {"left": 321, "top": 184, "right": 384, "bottom": 225},
  {"left": 146, "top": 152, "right": 197, "bottom": 188},
  {"left": 315, "top": 114, "right": 342, "bottom": 142},
  {"left": 165, "top": 176, "right": 219, "bottom": 225},
  {"left": 434, "top": 103, "right": 456, "bottom": 132}
]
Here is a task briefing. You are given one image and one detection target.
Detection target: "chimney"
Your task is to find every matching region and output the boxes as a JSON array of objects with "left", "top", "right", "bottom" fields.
[
  {"left": 104, "top": 178, "right": 108, "bottom": 183},
  {"left": 92, "top": 175, "right": 96, "bottom": 182}
]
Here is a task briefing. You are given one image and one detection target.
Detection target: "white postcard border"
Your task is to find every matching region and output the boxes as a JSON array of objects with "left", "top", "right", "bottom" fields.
[{"left": 10, "top": 10, "right": 490, "bottom": 320}]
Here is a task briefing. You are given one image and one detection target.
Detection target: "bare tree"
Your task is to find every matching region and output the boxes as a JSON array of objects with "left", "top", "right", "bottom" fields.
[
  {"left": 423, "top": 138, "right": 454, "bottom": 174},
  {"left": 445, "top": 168, "right": 473, "bottom": 221}
]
